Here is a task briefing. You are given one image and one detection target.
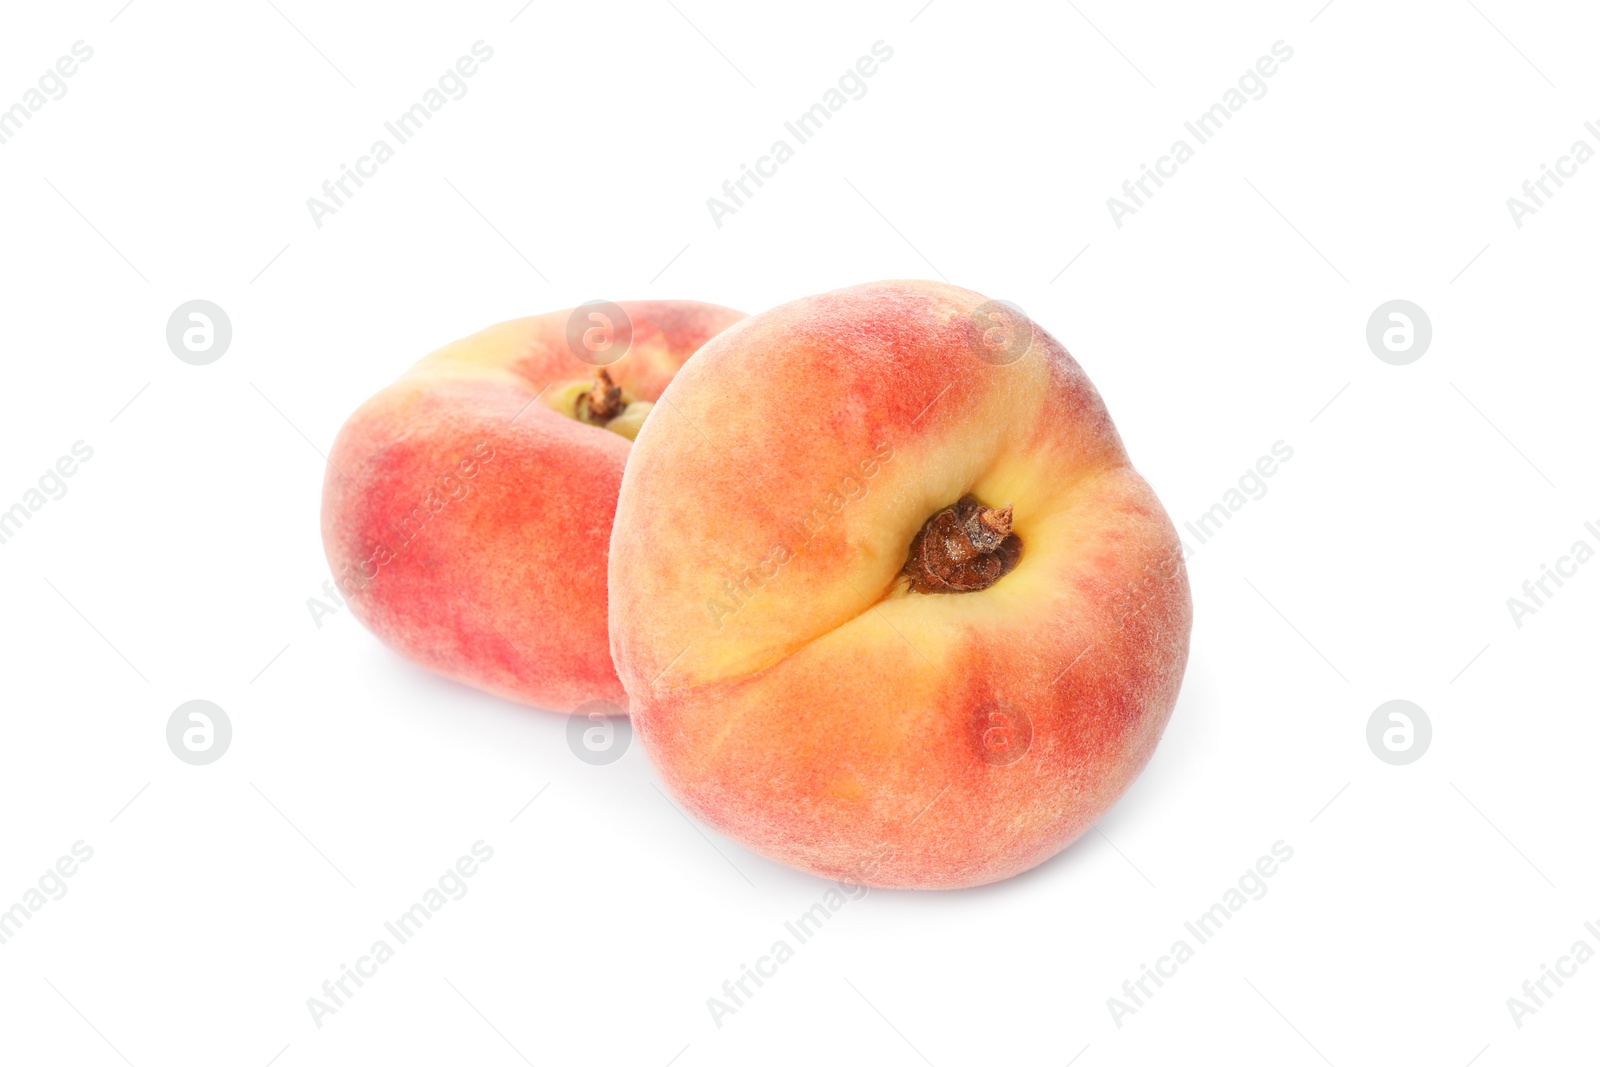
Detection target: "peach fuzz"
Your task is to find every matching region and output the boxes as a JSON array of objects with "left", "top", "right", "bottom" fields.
[
  {"left": 322, "top": 300, "right": 744, "bottom": 713},
  {"left": 608, "top": 281, "right": 1191, "bottom": 888}
]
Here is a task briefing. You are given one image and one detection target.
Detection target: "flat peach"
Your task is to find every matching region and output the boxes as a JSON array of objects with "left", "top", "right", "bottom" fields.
[
  {"left": 609, "top": 281, "right": 1190, "bottom": 887},
  {"left": 323, "top": 300, "right": 744, "bottom": 712}
]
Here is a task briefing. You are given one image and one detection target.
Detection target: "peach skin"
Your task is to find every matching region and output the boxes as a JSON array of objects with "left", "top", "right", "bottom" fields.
[
  {"left": 322, "top": 300, "right": 745, "bottom": 713},
  {"left": 608, "top": 281, "right": 1191, "bottom": 888}
]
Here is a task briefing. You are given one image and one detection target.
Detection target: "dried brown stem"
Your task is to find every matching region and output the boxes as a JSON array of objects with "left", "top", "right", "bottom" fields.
[
  {"left": 578, "top": 368, "right": 625, "bottom": 424},
  {"left": 903, "top": 495, "right": 1022, "bottom": 594}
]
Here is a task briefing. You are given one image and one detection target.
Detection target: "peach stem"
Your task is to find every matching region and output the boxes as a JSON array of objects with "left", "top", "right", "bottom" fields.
[
  {"left": 903, "top": 495, "right": 1022, "bottom": 594},
  {"left": 580, "top": 369, "right": 625, "bottom": 423}
]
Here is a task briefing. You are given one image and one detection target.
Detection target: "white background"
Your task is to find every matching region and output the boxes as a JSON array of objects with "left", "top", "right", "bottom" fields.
[{"left": 0, "top": 1, "right": 1595, "bottom": 1064}]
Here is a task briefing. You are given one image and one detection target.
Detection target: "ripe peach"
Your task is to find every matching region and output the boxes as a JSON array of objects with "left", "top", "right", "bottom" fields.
[
  {"left": 322, "top": 300, "right": 744, "bottom": 712},
  {"left": 608, "top": 281, "right": 1191, "bottom": 888}
]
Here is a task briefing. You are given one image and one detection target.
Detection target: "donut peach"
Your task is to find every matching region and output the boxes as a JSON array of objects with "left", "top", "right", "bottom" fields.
[
  {"left": 323, "top": 300, "right": 744, "bottom": 712},
  {"left": 608, "top": 281, "right": 1190, "bottom": 887}
]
